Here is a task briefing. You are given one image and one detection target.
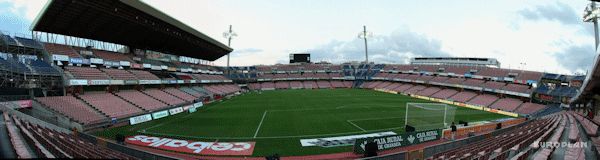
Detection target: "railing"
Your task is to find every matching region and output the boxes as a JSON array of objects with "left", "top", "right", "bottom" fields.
[
  {"left": 359, "top": 119, "right": 532, "bottom": 160},
  {"left": 0, "top": 99, "right": 72, "bottom": 133}
]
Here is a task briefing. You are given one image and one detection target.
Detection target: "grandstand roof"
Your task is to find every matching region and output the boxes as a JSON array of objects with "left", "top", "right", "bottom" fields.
[
  {"left": 31, "top": 0, "right": 232, "bottom": 61},
  {"left": 571, "top": 50, "right": 600, "bottom": 103}
]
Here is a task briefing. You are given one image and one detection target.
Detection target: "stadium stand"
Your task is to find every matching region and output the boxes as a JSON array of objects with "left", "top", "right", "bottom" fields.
[
  {"left": 290, "top": 81, "right": 304, "bottom": 89},
  {"left": 449, "top": 91, "right": 477, "bottom": 103},
  {"left": 162, "top": 88, "right": 197, "bottom": 102},
  {"left": 515, "top": 102, "right": 546, "bottom": 115},
  {"left": 317, "top": 81, "right": 332, "bottom": 89},
  {"left": 275, "top": 81, "right": 290, "bottom": 89},
  {"left": 35, "top": 96, "right": 107, "bottom": 124},
  {"left": 489, "top": 98, "right": 523, "bottom": 111},
  {"left": 482, "top": 81, "right": 506, "bottom": 90},
  {"left": 115, "top": 90, "right": 169, "bottom": 111},
  {"left": 100, "top": 68, "right": 137, "bottom": 80},
  {"left": 64, "top": 66, "right": 110, "bottom": 80},
  {"left": 303, "top": 81, "right": 317, "bottom": 89},
  {"left": 404, "top": 85, "right": 426, "bottom": 95},
  {"left": 142, "top": 89, "right": 186, "bottom": 106},
  {"left": 3, "top": 112, "right": 137, "bottom": 159},
  {"left": 392, "top": 84, "right": 415, "bottom": 92},
  {"left": 43, "top": 43, "right": 81, "bottom": 58},
  {"left": 179, "top": 87, "right": 207, "bottom": 98},
  {"left": 467, "top": 94, "right": 499, "bottom": 107},
  {"left": 416, "top": 87, "right": 441, "bottom": 97},
  {"left": 431, "top": 114, "right": 558, "bottom": 159},
  {"left": 260, "top": 82, "right": 275, "bottom": 90},
  {"left": 128, "top": 70, "right": 160, "bottom": 80},
  {"left": 431, "top": 89, "right": 459, "bottom": 99},
  {"left": 79, "top": 92, "right": 143, "bottom": 119}
]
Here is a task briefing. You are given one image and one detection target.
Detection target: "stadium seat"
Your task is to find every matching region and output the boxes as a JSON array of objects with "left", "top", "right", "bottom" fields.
[
  {"left": 36, "top": 96, "right": 107, "bottom": 124},
  {"left": 142, "top": 89, "right": 186, "bottom": 106},
  {"left": 115, "top": 90, "right": 169, "bottom": 111},
  {"left": 79, "top": 92, "right": 143, "bottom": 119}
]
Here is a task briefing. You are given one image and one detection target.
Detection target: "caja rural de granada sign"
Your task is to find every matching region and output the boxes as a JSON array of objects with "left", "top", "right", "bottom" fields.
[{"left": 126, "top": 135, "right": 256, "bottom": 156}]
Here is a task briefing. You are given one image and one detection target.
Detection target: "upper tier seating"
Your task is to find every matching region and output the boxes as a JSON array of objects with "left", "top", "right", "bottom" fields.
[
  {"left": 14, "top": 37, "right": 43, "bottom": 49},
  {"left": 463, "top": 79, "right": 485, "bottom": 87},
  {"left": 79, "top": 92, "right": 143, "bottom": 118},
  {"left": 163, "top": 88, "right": 197, "bottom": 102},
  {"left": 64, "top": 66, "right": 110, "bottom": 80},
  {"left": 143, "top": 89, "right": 185, "bottom": 106},
  {"left": 92, "top": 50, "right": 131, "bottom": 62},
  {"left": 26, "top": 59, "right": 60, "bottom": 75},
  {"left": 467, "top": 94, "right": 499, "bottom": 107},
  {"left": 0, "top": 55, "right": 32, "bottom": 74},
  {"left": 503, "top": 83, "right": 531, "bottom": 93},
  {"left": 490, "top": 98, "right": 523, "bottom": 111},
  {"left": 44, "top": 43, "right": 81, "bottom": 58},
  {"left": 115, "top": 90, "right": 168, "bottom": 111},
  {"left": 445, "top": 77, "right": 466, "bottom": 85},
  {"left": 101, "top": 68, "right": 137, "bottom": 80},
  {"left": 483, "top": 81, "right": 506, "bottom": 90},
  {"left": 36, "top": 96, "right": 106, "bottom": 124},
  {"left": 128, "top": 70, "right": 160, "bottom": 80},
  {"left": 430, "top": 76, "right": 450, "bottom": 83}
]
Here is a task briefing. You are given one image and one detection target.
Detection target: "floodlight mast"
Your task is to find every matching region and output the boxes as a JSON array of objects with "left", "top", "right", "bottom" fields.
[
  {"left": 358, "top": 26, "right": 372, "bottom": 64},
  {"left": 223, "top": 25, "right": 237, "bottom": 75},
  {"left": 584, "top": 2, "right": 600, "bottom": 49}
]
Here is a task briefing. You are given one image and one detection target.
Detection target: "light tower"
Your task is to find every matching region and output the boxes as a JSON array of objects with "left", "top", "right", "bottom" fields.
[
  {"left": 358, "top": 25, "right": 373, "bottom": 64},
  {"left": 223, "top": 25, "right": 237, "bottom": 75},
  {"left": 584, "top": 1, "right": 600, "bottom": 49}
]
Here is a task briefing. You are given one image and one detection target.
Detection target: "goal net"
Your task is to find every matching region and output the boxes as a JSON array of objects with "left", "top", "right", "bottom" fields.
[{"left": 405, "top": 103, "right": 456, "bottom": 131}]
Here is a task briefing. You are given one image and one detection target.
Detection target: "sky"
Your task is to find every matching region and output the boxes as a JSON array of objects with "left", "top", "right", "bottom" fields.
[{"left": 0, "top": 0, "right": 597, "bottom": 75}]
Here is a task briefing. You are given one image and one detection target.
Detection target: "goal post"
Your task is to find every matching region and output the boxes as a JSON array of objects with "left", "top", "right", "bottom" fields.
[{"left": 405, "top": 103, "right": 456, "bottom": 131}]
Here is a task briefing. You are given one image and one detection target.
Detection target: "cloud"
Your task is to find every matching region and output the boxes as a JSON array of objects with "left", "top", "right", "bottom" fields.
[
  {"left": 308, "top": 28, "right": 450, "bottom": 64},
  {"left": 553, "top": 44, "right": 596, "bottom": 74},
  {"left": 231, "top": 48, "right": 263, "bottom": 56},
  {"left": 518, "top": 2, "right": 580, "bottom": 25}
]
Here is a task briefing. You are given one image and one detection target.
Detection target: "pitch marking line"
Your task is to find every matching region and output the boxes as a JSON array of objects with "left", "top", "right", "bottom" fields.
[
  {"left": 253, "top": 111, "right": 268, "bottom": 138},
  {"left": 347, "top": 116, "right": 405, "bottom": 122},
  {"left": 346, "top": 120, "right": 366, "bottom": 132}
]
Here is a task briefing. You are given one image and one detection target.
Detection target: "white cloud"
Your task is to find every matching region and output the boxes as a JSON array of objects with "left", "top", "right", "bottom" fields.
[{"left": 0, "top": 0, "right": 596, "bottom": 75}]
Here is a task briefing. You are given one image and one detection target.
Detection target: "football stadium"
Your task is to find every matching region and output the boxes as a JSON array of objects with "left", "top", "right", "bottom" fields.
[{"left": 1, "top": 0, "right": 600, "bottom": 160}]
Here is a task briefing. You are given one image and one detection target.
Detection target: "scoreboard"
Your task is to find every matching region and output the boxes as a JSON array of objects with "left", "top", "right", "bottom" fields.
[{"left": 290, "top": 53, "right": 310, "bottom": 63}]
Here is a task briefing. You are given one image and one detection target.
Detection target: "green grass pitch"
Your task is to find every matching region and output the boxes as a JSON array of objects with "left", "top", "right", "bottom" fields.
[{"left": 95, "top": 89, "right": 511, "bottom": 156}]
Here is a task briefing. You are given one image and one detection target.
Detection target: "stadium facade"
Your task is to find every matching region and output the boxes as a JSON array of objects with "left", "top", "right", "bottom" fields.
[{"left": 0, "top": 0, "right": 599, "bottom": 159}]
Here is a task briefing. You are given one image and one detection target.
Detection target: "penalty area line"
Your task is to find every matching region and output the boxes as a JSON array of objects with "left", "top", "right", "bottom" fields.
[
  {"left": 347, "top": 120, "right": 367, "bottom": 132},
  {"left": 253, "top": 111, "right": 268, "bottom": 138}
]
